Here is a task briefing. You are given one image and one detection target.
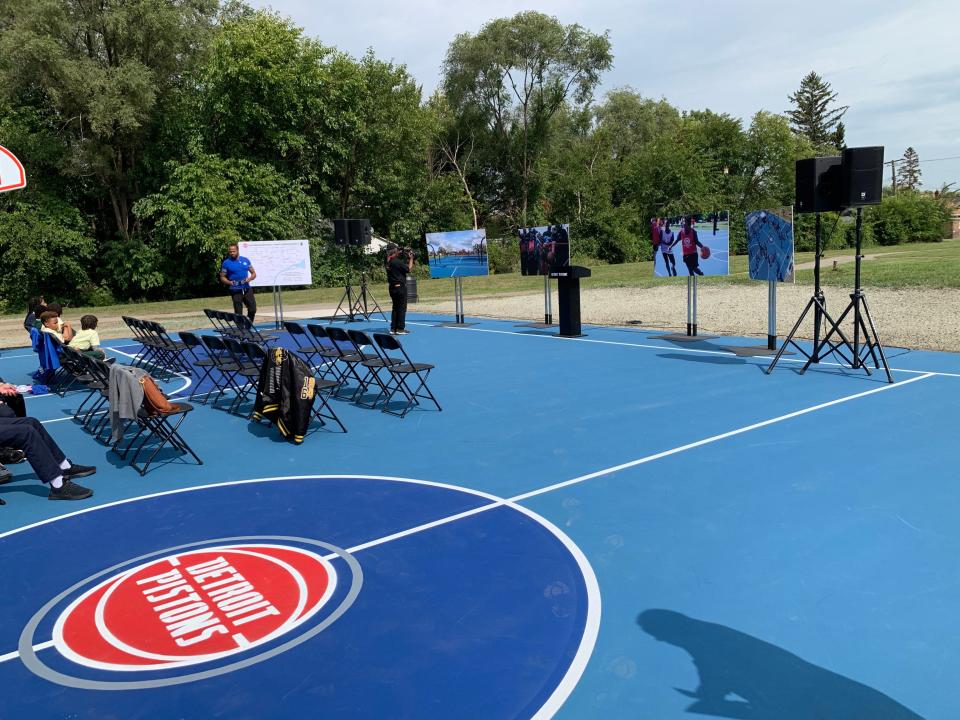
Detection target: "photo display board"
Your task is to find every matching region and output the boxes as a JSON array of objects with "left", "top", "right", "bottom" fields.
[
  {"left": 425, "top": 229, "right": 489, "bottom": 278},
  {"left": 746, "top": 207, "right": 795, "bottom": 283},
  {"left": 238, "top": 240, "right": 312, "bottom": 287},
  {"left": 651, "top": 212, "right": 729, "bottom": 277},
  {"left": 518, "top": 224, "right": 571, "bottom": 276}
]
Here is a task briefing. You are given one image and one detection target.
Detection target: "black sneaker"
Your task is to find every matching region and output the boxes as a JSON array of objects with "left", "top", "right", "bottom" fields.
[
  {"left": 0, "top": 464, "right": 11, "bottom": 485},
  {"left": 64, "top": 462, "right": 97, "bottom": 479},
  {"left": 0, "top": 448, "right": 25, "bottom": 464},
  {"left": 48, "top": 479, "right": 93, "bottom": 501}
]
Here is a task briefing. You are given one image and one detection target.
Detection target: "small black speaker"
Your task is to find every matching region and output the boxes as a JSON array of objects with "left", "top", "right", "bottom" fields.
[
  {"left": 333, "top": 219, "right": 350, "bottom": 245},
  {"left": 348, "top": 218, "right": 372, "bottom": 246},
  {"left": 795, "top": 156, "right": 842, "bottom": 213},
  {"left": 841, "top": 146, "right": 884, "bottom": 207}
]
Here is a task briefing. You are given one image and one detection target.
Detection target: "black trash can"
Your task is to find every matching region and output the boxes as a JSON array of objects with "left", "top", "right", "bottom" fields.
[{"left": 406, "top": 274, "right": 418, "bottom": 303}]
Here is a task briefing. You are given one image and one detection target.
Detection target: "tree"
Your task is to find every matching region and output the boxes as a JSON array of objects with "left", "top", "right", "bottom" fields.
[
  {"left": 0, "top": 0, "right": 218, "bottom": 245},
  {"left": 443, "top": 11, "right": 612, "bottom": 225},
  {"left": 900, "top": 147, "right": 921, "bottom": 190},
  {"left": 786, "top": 71, "right": 848, "bottom": 148},
  {"left": 832, "top": 120, "right": 846, "bottom": 150}
]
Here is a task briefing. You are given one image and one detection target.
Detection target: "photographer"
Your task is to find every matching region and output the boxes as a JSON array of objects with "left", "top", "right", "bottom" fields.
[{"left": 386, "top": 244, "right": 413, "bottom": 335}]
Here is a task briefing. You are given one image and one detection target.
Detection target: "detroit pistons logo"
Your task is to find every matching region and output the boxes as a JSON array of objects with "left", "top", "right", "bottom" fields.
[{"left": 20, "top": 537, "right": 363, "bottom": 689}]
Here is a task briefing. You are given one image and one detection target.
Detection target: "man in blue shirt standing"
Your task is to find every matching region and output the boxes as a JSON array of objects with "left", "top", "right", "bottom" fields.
[{"left": 219, "top": 243, "right": 258, "bottom": 321}]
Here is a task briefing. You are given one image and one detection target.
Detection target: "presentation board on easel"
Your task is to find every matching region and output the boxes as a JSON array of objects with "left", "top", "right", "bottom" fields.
[{"left": 238, "top": 240, "right": 312, "bottom": 287}]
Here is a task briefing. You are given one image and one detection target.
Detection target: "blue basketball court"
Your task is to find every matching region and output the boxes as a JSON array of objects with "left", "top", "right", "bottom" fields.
[{"left": 1, "top": 311, "right": 957, "bottom": 719}]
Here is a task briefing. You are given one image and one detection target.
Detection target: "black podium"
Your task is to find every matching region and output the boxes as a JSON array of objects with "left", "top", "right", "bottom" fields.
[{"left": 549, "top": 265, "right": 591, "bottom": 337}]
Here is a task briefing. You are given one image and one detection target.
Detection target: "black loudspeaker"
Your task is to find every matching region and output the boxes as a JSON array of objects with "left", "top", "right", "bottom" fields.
[
  {"left": 333, "top": 218, "right": 372, "bottom": 245},
  {"left": 795, "top": 156, "right": 842, "bottom": 213},
  {"left": 348, "top": 218, "right": 372, "bottom": 246},
  {"left": 841, "top": 146, "right": 884, "bottom": 207},
  {"left": 333, "top": 219, "right": 350, "bottom": 245}
]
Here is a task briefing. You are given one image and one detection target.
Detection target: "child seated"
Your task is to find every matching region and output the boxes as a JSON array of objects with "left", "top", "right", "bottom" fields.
[
  {"left": 39, "top": 311, "right": 74, "bottom": 344},
  {"left": 69, "top": 315, "right": 106, "bottom": 360}
]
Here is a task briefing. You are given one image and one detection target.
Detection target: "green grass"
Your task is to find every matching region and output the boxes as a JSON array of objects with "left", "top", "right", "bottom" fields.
[{"left": 3, "top": 240, "right": 956, "bottom": 324}]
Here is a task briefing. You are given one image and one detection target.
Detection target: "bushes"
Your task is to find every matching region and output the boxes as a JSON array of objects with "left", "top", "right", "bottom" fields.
[
  {"left": 487, "top": 237, "right": 519, "bottom": 274},
  {"left": 870, "top": 193, "right": 950, "bottom": 246}
]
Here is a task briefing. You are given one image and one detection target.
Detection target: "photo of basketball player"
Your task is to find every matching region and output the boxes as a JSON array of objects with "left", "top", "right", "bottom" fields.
[{"left": 652, "top": 211, "right": 729, "bottom": 277}]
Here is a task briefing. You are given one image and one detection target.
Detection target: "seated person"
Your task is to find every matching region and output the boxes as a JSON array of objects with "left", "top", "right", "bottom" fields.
[
  {"left": 70, "top": 315, "right": 106, "bottom": 359},
  {"left": 39, "top": 310, "right": 74, "bottom": 344},
  {"left": 23, "top": 296, "right": 46, "bottom": 333},
  {"left": 0, "top": 414, "right": 95, "bottom": 503}
]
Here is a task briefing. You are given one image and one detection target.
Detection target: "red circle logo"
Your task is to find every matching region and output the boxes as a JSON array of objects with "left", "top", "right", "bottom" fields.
[{"left": 52, "top": 544, "right": 336, "bottom": 671}]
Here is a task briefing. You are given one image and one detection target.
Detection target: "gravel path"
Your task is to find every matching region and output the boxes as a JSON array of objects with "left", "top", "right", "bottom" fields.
[
  {"left": 3, "top": 284, "right": 957, "bottom": 352},
  {"left": 415, "top": 284, "right": 960, "bottom": 352}
]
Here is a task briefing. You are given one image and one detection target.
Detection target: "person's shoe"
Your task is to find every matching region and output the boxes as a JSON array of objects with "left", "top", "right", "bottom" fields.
[
  {"left": 64, "top": 462, "right": 97, "bottom": 479},
  {"left": 0, "top": 464, "right": 11, "bottom": 485},
  {"left": 396, "top": 329, "right": 410, "bottom": 335},
  {"left": 48, "top": 479, "right": 93, "bottom": 501},
  {"left": 0, "top": 497, "right": 6, "bottom": 505},
  {"left": 0, "top": 448, "right": 26, "bottom": 464}
]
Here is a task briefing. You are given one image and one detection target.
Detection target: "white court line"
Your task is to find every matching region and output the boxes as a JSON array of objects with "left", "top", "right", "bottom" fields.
[
  {"left": 409, "top": 321, "right": 960, "bottom": 378},
  {"left": 0, "top": 368, "right": 936, "bottom": 678},
  {"left": 0, "top": 640, "right": 52, "bottom": 664}
]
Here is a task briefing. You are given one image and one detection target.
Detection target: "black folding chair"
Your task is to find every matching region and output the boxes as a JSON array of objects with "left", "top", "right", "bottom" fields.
[
  {"left": 373, "top": 333, "right": 442, "bottom": 418},
  {"left": 61, "top": 347, "right": 102, "bottom": 422},
  {"left": 306, "top": 324, "right": 348, "bottom": 385},
  {"left": 200, "top": 334, "right": 244, "bottom": 409},
  {"left": 233, "top": 314, "right": 281, "bottom": 345},
  {"left": 177, "top": 332, "right": 217, "bottom": 403},
  {"left": 347, "top": 329, "right": 402, "bottom": 408},
  {"left": 121, "top": 316, "right": 154, "bottom": 367},
  {"left": 223, "top": 337, "right": 261, "bottom": 415},
  {"left": 203, "top": 309, "right": 229, "bottom": 336},
  {"left": 144, "top": 320, "right": 191, "bottom": 377},
  {"left": 283, "top": 321, "right": 325, "bottom": 371},
  {"left": 122, "top": 399, "right": 203, "bottom": 476},
  {"left": 325, "top": 326, "right": 369, "bottom": 401}
]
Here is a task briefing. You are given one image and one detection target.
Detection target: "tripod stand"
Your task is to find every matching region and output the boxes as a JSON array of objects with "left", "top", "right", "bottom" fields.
[
  {"left": 351, "top": 271, "right": 387, "bottom": 321},
  {"left": 331, "top": 273, "right": 359, "bottom": 322},
  {"left": 766, "top": 213, "right": 853, "bottom": 374},
  {"left": 800, "top": 208, "right": 893, "bottom": 382}
]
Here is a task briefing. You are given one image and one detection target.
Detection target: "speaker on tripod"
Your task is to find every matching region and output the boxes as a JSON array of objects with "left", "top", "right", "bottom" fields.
[{"left": 768, "top": 147, "right": 893, "bottom": 383}]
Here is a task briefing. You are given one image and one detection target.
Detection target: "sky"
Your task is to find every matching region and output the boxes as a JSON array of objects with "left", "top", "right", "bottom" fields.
[{"left": 249, "top": 0, "right": 960, "bottom": 189}]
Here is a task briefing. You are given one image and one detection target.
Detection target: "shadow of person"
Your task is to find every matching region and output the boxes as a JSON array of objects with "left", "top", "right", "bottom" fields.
[{"left": 637, "top": 609, "right": 924, "bottom": 719}]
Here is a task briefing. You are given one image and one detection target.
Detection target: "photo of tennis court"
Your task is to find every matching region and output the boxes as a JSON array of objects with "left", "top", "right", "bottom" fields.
[{"left": 426, "top": 229, "right": 489, "bottom": 279}]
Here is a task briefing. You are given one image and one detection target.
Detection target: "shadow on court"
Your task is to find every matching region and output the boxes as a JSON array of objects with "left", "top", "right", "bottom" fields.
[
  {"left": 656, "top": 353, "right": 745, "bottom": 366},
  {"left": 637, "top": 609, "right": 924, "bottom": 719}
]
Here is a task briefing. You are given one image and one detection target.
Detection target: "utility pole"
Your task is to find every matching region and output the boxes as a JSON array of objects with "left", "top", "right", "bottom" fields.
[{"left": 887, "top": 159, "right": 898, "bottom": 194}]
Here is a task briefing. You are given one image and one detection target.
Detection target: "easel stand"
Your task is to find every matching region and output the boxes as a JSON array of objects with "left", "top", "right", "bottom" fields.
[
  {"left": 802, "top": 208, "right": 893, "bottom": 382},
  {"left": 766, "top": 213, "right": 848, "bottom": 372},
  {"left": 767, "top": 279, "right": 777, "bottom": 350},
  {"left": 544, "top": 275, "right": 553, "bottom": 325},
  {"left": 686, "top": 275, "right": 698, "bottom": 336},
  {"left": 438, "top": 276, "right": 477, "bottom": 327},
  {"left": 271, "top": 285, "right": 284, "bottom": 329}
]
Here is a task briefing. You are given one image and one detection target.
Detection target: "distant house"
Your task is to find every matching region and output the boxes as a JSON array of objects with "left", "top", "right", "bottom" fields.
[{"left": 364, "top": 234, "right": 391, "bottom": 255}]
